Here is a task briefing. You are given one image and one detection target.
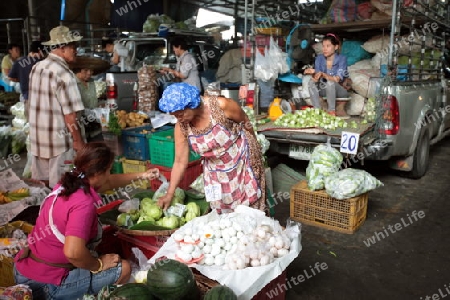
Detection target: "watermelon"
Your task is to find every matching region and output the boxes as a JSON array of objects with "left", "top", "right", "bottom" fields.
[
  {"left": 204, "top": 285, "right": 238, "bottom": 300},
  {"left": 146, "top": 259, "right": 197, "bottom": 300},
  {"left": 108, "top": 283, "right": 155, "bottom": 299}
]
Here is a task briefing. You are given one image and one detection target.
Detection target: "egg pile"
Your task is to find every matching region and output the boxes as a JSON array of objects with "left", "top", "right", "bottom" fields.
[{"left": 171, "top": 215, "right": 292, "bottom": 270}]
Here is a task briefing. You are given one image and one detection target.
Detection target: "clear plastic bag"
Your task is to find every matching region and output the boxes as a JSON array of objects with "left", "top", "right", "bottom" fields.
[
  {"left": 324, "top": 168, "right": 383, "bottom": 199},
  {"left": 118, "top": 198, "right": 140, "bottom": 213},
  {"left": 306, "top": 139, "right": 343, "bottom": 190},
  {"left": 189, "top": 173, "right": 204, "bottom": 194},
  {"left": 268, "top": 37, "right": 289, "bottom": 75},
  {"left": 254, "top": 47, "right": 275, "bottom": 82}
]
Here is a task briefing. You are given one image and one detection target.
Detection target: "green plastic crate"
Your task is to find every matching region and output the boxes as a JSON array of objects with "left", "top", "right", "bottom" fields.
[{"left": 148, "top": 128, "right": 200, "bottom": 167}]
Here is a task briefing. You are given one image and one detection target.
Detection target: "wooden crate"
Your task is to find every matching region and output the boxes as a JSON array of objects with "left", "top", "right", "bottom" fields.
[{"left": 290, "top": 180, "right": 368, "bottom": 234}]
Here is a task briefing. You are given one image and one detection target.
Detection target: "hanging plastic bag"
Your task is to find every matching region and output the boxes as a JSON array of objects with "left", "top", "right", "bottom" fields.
[
  {"left": 269, "top": 37, "right": 289, "bottom": 74},
  {"left": 254, "top": 47, "right": 275, "bottom": 82}
]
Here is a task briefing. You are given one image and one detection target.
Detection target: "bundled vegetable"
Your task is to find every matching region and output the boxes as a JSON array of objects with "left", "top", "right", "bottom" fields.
[
  {"left": 274, "top": 108, "right": 355, "bottom": 129},
  {"left": 324, "top": 168, "right": 383, "bottom": 199},
  {"left": 306, "top": 143, "right": 343, "bottom": 190}
]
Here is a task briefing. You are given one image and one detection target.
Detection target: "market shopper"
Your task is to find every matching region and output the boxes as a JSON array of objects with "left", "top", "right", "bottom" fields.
[
  {"left": 304, "top": 33, "right": 350, "bottom": 117},
  {"left": 160, "top": 37, "right": 202, "bottom": 91},
  {"left": 8, "top": 41, "right": 45, "bottom": 119},
  {"left": 157, "top": 83, "right": 266, "bottom": 213},
  {"left": 71, "top": 61, "right": 104, "bottom": 142},
  {"left": 1, "top": 43, "right": 21, "bottom": 78},
  {"left": 14, "top": 142, "right": 160, "bottom": 300},
  {"left": 28, "top": 26, "right": 85, "bottom": 188}
]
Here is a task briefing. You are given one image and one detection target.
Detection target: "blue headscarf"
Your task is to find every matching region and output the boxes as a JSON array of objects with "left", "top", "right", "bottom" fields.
[{"left": 159, "top": 83, "right": 201, "bottom": 113}]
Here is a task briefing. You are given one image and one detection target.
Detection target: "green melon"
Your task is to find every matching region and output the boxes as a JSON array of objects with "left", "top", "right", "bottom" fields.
[
  {"left": 204, "top": 285, "right": 238, "bottom": 300},
  {"left": 146, "top": 259, "right": 197, "bottom": 300},
  {"left": 108, "top": 283, "right": 155, "bottom": 299}
]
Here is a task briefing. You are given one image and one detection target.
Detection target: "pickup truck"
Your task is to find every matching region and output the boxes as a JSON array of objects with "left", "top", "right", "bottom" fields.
[
  {"left": 105, "top": 30, "right": 221, "bottom": 111},
  {"left": 259, "top": 0, "right": 450, "bottom": 178}
]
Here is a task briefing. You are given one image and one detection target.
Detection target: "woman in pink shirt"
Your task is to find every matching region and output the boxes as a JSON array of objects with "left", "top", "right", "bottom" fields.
[{"left": 14, "top": 142, "right": 159, "bottom": 299}]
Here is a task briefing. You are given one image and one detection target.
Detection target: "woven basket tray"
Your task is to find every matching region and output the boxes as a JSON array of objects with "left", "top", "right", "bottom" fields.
[{"left": 119, "top": 227, "right": 176, "bottom": 236}]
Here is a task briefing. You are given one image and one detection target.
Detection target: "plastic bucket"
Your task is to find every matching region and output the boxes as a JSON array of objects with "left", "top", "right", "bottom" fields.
[{"left": 158, "top": 25, "right": 169, "bottom": 37}]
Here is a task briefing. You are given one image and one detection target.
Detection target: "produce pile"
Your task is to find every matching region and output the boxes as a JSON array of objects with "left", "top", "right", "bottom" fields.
[
  {"left": 273, "top": 108, "right": 367, "bottom": 130},
  {"left": 0, "top": 188, "right": 30, "bottom": 204},
  {"left": 0, "top": 92, "right": 20, "bottom": 108},
  {"left": 114, "top": 110, "right": 149, "bottom": 129},
  {"left": 116, "top": 189, "right": 203, "bottom": 230},
  {"left": 94, "top": 259, "right": 238, "bottom": 300}
]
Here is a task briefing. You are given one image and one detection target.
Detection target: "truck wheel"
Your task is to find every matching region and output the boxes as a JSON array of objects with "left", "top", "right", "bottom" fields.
[{"left": 408, "top": 126, "right": 430, "bottom": 179}]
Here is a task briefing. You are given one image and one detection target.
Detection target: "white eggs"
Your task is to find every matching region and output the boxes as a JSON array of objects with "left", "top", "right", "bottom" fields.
[
  {"left": 220, "top": 219, "right": 232, "bottom": 229},
  {"left": 229, "top": 236, "right": 238, "bottom": 245},
  {"left": 181, "top": 244, "right": 194, "bottom": 254},
  {"left": 256, "top": 228, "right": 266, "bottom": 239},
  {"left": 204, "top": 255, "right": 215, "bottom": 266},
  {"left": 191, "top": 234, "right": 200, "bottom": 241},
  {"left": 192, "top": 249, "right": 203, "bottom": 259},
  {"left": 235, "top": 257, "right": 246, "bottom": 269},
  {"left": 203, "top": 245, "right": 212, "bottom": 254},
  {"left": 210, "top": 245, "right": 222, "bottom": 256},
  {"left": 214, "top": 255, "right": 225, "bottom": 266},
  {"left": 197, "top": 241, "right": 205, "bottom": 249},
  {"left": 215, "top": 238, "right": 225, "bottom": 248},
  {"left": 274, "top": 239, "right": 284, "bottom": 250},
  {"left": 232, "top": 222, "right": 242, "bottom": 232},
  {"left": 224, "top": 243, "right": 233, "bottom": 251},
  {"left": 184, "top": 228, "right": 193, "bottom": 236},
  {"left": 277, "top": 248, "right": 289, "bottom": 257},
  {"left": 236, "top": 231, "right": 244, "bottom": 239},
  {"left": 183, "top": 235, "right": 195, "bottom": 244},
  {"left": 176, "top": 250, "right": 192, "bottom": 262},
  {"left": 268, "top": 236, "right": 276, "bottom": 247},
  {"left": 259, "top": 255, "right": 270, "bottom": 266},
  {"left": 213, "top": 230, "right": 222, "bottom": 238},
  {"left": 227, "top": 227, "right": 237, "bottom": 237},
  {"left": 270, "top": 247, "right": 278, "bottom": 256},
  {"left": 250, "top": 259, "right": 261, "bottom": 267},
  {"left": 204, "top": 238, "right": 214, "bottom": 245},
  {"left": 172, "top": 233, "right": 184, "bottom": 242}
]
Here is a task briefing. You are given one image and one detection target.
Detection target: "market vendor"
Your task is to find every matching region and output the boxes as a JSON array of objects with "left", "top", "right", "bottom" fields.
[
  {"left": 157, "top": 83, "right": 266, "bottom": 214},
  {"left": 14, "top": 142, "right": 160, "bottom": 299},
  {"left": 304, "top": 33, "right": 350, "bottom": 117}
]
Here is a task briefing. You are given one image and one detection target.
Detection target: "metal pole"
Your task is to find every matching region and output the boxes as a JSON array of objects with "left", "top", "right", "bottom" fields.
[
  {"left": 388, "top": 0, "right": 399, "bottom": 68},
  {"left": 6, "top": 23, "right": 11, "bottom": 44}
]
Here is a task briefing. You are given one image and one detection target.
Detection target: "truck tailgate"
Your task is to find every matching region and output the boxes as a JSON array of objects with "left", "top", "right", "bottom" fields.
[{"left": 258, "top": 117, "right": 376, "bottom": 159}]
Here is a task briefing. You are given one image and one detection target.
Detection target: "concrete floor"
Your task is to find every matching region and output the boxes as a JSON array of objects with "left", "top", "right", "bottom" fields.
[{"left": 6, "top": 137, "right": 450, "bottom": 300}]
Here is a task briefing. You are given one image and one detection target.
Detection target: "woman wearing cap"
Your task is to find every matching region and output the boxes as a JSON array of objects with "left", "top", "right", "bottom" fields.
[
  {"left": 157, "top": 83, "right": 266, "bottom": 214},
  {"left": 304, "top": 33, "right": 350, "bottom": 117},
  {"left": 14, "top": 142, "right": 160, "bottom": 299}
]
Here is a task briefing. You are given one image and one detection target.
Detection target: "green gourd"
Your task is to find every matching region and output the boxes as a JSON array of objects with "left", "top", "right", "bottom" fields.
[
  {"left": 108, "top": 283, "right": 155, "bottom": 299},
  {"left": 204, "top": 285, "right": 238, "bottom": 300},
  {"left": 146, "top": 259, "right": 197, "bottom": 300}
]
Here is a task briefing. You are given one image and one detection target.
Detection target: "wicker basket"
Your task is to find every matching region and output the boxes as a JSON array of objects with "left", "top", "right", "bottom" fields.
[
  {"left": 290, "top": 180, "right": 368, "bottom": 234},
  {"left": 0, "top": 221, "right": 34, "bottom": 287}
]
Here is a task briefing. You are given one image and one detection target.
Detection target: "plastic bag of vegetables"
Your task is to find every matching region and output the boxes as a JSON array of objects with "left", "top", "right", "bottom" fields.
[
  {"left": 11, "top": 129, "right": 27, "bottom": 154},
  {"left": 324, "top": 168, "right": 383, "bottom": 199},
  {"left": 306, "top": 142, "right": 343, "bottom": 190},
  {"left": 153, "top": 175, "right": 185, "bottom": 206},
  {"left": 189, "top": 174, "right": 204, "bottom": 194}
]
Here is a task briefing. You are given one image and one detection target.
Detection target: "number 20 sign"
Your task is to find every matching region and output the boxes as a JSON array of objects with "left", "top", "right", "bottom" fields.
[{"left": 340, "top": 131, "right": 360, "bottom": 155}]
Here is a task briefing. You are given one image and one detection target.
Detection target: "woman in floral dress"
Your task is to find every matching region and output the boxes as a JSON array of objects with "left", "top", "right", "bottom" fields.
[{"left": 157, "top": 83, "right": 266, "bottom": 214}]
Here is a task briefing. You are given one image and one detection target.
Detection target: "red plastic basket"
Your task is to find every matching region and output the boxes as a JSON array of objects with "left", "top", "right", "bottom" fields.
[{"left": 149, "top": 159, "right": 203, "bottom": 191}]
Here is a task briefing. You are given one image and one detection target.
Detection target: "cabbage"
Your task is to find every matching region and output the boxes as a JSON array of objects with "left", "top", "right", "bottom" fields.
[
  {"left": 137, "top": 215, "right": 155, "bottom": 224},
  {"left": 117, "top": 213, "right": 133, "bottom": 227},
  {"left": 171, "top": 188, "right": 185, "bottom": 206},
  {"left": 161, "top": 216, "right": 180, "bottom": 229},
  {"left": 179, "top": 217, "right": 186, "bottom": 226},
  {"left": 141, "top": 202, "right": 163, "bottom": 220},
  {"left": 185, "top": 211, "right": 197, "bottom": 222},
  {"left": 185, "top": 202, "right": 200, "bottom": 217}
]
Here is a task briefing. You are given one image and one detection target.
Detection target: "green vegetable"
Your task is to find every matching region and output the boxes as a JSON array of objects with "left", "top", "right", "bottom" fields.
[
  {"left": 109, "top": 283, "right": 155, "bottom": 299},
  {"left": 117, "top": 213, "right": 133, "bottom": 227},
  {"left": 204, "top": 285, "right": 237, "bottom": 300},
  {"left": 108, "top": 112, "right": 122, "bottom": 136},
  {"left": 146, "top": 259, "right": 198, "bottom": 300},
  {"left": 141, "top": 202, "right": 163, "bottom": 220},
  {"left": 185, "top": 211, "right": 197, "bottom": 222},
  {"left": 171, "top": 188, "right": 185, "bottom": 206},
  {"left": 185, "top": 202, "right": 200, "bottom": 216},
  {"left": 161, "top": 216, "right": 179, "bottom": 229},
  {"left": 137, "top": 215, "right": 155, "bottom": 224}
]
